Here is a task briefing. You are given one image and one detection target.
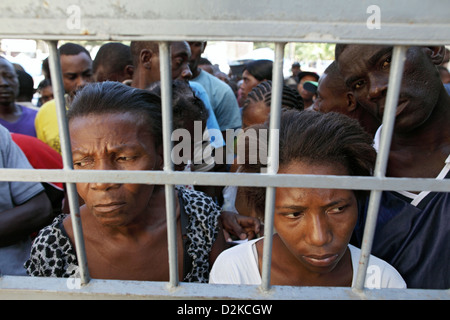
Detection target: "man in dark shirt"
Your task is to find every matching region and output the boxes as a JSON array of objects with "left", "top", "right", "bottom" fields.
[{"left": 336, "top": 44, "right": 450, "bottom": 289}]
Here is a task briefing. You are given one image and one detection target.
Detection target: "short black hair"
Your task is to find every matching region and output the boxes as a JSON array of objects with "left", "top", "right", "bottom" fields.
[
  {"left": 243, "top": 59, "right": 273, "bottom": 81},
  {"left": 334, "top": 44, "right": 348, "bottom": 62},
  {"left": 296, "top": 71, "right": 319, "bottom": 83},
  {"left": 15, "top": 69, "right": 35, "bottom": 101},
  {"left": 59, "top": 43, "right": 91, "bottom": 59},
  {"left": 93, "top": 42, "right": 132, "bottom": 74},
  {"left": 322, "top": 61, "right": 348, "bottom": 93},
  {"left": 37, "top": 78, "right": 52, "bottom": 91},
  {"left": 68, "top": 81, "right": 162, "bottom": 147}
]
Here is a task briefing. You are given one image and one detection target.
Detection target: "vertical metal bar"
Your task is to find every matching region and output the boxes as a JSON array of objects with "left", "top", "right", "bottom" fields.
[
  {"left": 260, "top": 42, "right": 286, "bottom": 292},
  {"left": 46, "top": 41, "right": 90, "bottom": 285},
  {"left": 159, "top": 41, "right": 179, "bottom": 288},
  {"left": 354, "top": 45, "right": 408, "bottom": 291}
]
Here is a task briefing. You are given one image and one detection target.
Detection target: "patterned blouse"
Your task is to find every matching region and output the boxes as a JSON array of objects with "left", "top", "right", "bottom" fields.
[{"left": 25, "top": 187, "right": 221, "bottom": 283}]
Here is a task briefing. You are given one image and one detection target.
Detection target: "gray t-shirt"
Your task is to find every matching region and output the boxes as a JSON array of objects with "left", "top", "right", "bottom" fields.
[{"left": 0, "top": 125, "right": 44, "bottom": 275}]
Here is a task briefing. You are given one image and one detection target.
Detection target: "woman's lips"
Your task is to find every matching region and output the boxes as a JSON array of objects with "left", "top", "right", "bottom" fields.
[
  {"left": 302, "top": 254, "right": 339, "bottom": 267},
  {"left": 93, "top": 202, "right": 126, "bottom": 213}
]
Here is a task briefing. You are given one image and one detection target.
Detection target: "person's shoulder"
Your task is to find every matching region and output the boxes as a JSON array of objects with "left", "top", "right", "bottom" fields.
[
  {"left": 348, "top": 244, "right": 407, "bottom": 288},
  {"left": 209, "top": 238, "right": 261, "bottom": 284},
  {"left": 177, "top": 187, "right": 221, "bottom": 216},
  {"left": 36, "top": 99, "right": 56, "bottom": 116},
  {"left": 0, "top": 123, "right": 11, "bottom": 138},
  {"left": 26, "top": 214, "right": 77, "bottom": 277},
  {"left": 29, "top": 214, "right": 70, "bottom": 257},
  {"left": 38, "top": 99, "right": 56, "bottom": 110},
  {"left": 178, "top": 186, "right": 217, "bottom": 204},
  {"left": 188, "top": 80, "right": 206, "bottom": 92},
  {"left": 214, "top": 239, "right": 262, "bottom": 269},
  {"left": 219, "top": 239, "right": 259, "bottom": 258},
  {"left": 196, "top": 69, "right": 229, "bottom": 88},
  {"left": 36, "top": 214, "right": 68, "bottom": 237},
  {"left": 18, "top": 104, "right": 39, "bottom": 115},
  {"left": 0, "top": 125, "right": 13, "bottom": 157}
]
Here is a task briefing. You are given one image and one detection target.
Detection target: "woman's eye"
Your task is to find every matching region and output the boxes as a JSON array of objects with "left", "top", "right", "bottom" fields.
[
  {"left": 117, "top": 156, "right": 136, "bottom": 162},
  {"left": 73, "top": 159, "right": 91, "bottom": 168},
  {"left": 327, "top": 205, "right": 348, "bottom": 214},
  {"left": 286, "top": 212, "right": 303, "bottom": 219}
]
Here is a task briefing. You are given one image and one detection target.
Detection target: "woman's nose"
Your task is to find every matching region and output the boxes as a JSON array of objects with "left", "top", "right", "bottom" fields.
[{"left": 305, "top": 213, "right": 333, "bottom": 247}]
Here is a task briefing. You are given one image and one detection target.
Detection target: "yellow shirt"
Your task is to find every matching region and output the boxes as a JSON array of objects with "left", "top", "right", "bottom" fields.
[{"left": 35, "top": 99, "right": 68, "bottom": 154}]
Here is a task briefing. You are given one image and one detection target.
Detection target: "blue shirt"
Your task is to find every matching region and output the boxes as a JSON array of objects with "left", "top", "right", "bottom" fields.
[
  {"left": 189, "top": 81, "right": 225, "bottom": 149},
  {"left": 191, "top": 69, "right": 242, "bottom": 132}
]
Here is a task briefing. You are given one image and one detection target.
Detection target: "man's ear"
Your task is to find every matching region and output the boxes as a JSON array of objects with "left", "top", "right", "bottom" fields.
[
  {"left": 124, "top": 65, "right": 134, "bottom": 78},
  {"left": 424, "top": 46, "right": 446, "bottom": 65},
  {"left": 140, "top": 49, "right": 153, "bottom": 69},
  {"left": 346, "top": 92, "right": 357, "bottom": 112}
]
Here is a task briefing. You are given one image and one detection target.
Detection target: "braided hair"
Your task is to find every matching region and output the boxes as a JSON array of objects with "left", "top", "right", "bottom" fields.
[
  {"left": 244, "top": 80, "right": 304, "bottom": 112},
  {"left": 242, "top": 80, "right": 304, "bottom": 123}
]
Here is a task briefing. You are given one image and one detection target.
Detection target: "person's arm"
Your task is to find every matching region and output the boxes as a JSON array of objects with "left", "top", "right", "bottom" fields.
[{"left": 0, "top": 191, "right": 53, "bottom": 247}]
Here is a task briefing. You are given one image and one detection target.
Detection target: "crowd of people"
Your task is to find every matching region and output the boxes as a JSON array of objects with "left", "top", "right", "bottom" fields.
[{"left": 0, "top": 40, "right": 448, "bottom": 290}]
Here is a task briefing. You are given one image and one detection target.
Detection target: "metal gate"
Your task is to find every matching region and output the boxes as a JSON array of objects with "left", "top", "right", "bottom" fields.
[{"left": 0, "top": 0, "right": 448, "bottom": 299}]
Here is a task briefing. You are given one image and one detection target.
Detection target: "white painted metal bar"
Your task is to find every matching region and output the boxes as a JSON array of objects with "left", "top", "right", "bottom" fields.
[
  {"left": 0, "top": 169, "right": 448, "bottom": 192},
  {"left": 158, "top": 41, "right": 179, "bottom": 288},
  {"left": 354, "top": 45, "right": 408, "bottom": 291},
  {"left": 0, "top": 0, "right": 448, "bottom": 300},
  {"left": 1, "top": 1, "right": 450, "bottom": 45},
  {"left": 46, "top": 41, "right": 90, "bottom": 286},
  {"left": 0, "top": 276, "right": 448, "bottom": 300},
  {"left": 260, "top": 42, "right": 285, "bottom": 292}
]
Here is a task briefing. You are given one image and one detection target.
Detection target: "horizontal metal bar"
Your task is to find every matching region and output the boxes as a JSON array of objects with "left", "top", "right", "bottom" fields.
[
  {"left": 1, "top": 0, "right": 450, "bottom": 44},
  {"left": 0, "top": 169, "right": 448, "bottom": 192},
  {"left": 1, "top": 0, "right": 448, "bottom": 300},
  {"left": 0, "top": 276, "right": 448, "bottom": 300}
]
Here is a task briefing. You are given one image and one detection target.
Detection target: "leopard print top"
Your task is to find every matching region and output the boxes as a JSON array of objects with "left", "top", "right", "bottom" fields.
[{"left": 24, "top": 187, "right": 221, "bottom": 283}]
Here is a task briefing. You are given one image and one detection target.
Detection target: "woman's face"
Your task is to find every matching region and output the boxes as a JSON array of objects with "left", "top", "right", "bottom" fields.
[
  {"left": 274, "top": 160, "right": 358, "bottom": 275},
  {"left": 70, "top": 112, "right": 163, "bottom": 227},
  {"left": 297, "top": 75, "right": 317, "bottom": 102},
  {"left": 240, "top": 70, "right": 261, "bottom": 100}
]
